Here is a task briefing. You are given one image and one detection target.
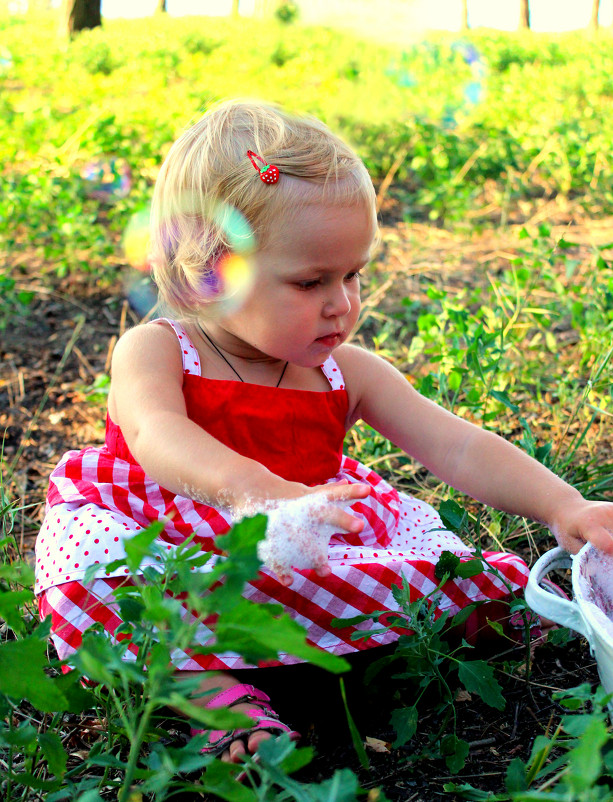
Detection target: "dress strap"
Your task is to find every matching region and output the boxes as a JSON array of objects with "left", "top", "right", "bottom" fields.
[
  {"left": 152, "top": 318, "right": 201, "bottom": 376},
  {"left": 320, "top": 355, "right": 346, "bottom": 390}
]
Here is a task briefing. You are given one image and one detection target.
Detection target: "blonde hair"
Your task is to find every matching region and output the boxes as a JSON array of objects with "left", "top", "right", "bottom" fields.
[{"left": 150, "top": 99, "right": 376, "bottom": 317}]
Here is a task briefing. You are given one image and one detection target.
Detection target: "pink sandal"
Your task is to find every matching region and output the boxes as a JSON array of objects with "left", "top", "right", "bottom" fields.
[{"left": 190, "top": 683, "right": 300, "bottom": 756}]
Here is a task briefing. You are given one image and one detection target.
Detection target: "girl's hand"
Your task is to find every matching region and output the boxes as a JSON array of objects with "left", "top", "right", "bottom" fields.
[
  {"left": 254, "top": 480, "right": 371, "bottom": 586},
  {"left": 550, "top": 499, "right": 613, "bottom": 555}
]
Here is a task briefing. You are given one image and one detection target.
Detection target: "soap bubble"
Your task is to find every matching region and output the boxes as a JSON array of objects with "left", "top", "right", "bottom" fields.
[
  {"left": 213, "top": 252, "right": 255, "bottom": 314},
  {"left": 125, "top": 274, "right": 158, "bottom": 318},
  {"left": 123, "top": 207, "right": 151, "bottom": 272},
  {"left": 167, "top": 194, "right": 256, "bottom": 313},
  {"left": 0, "top": 47, "right": 13, "bottom": 75},
  {"left": 387, "top": 39, "right": 487, "bottom": 129},
  {"left": 81, "top": 157, "right": 131, "bottom": 202}
]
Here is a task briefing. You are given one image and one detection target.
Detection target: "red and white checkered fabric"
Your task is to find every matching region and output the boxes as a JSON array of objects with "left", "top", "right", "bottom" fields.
[{"left": 36, "top": 320, "right": 530, "bottom": 670}]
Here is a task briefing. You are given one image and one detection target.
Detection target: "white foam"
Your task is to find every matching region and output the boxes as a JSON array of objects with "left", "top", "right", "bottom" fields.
[{"left": 256, "top": 495, "right": 346, "bottom": 577}]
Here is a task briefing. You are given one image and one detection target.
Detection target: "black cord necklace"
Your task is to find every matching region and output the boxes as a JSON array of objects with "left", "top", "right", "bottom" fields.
[{"left": 197, "top": 323, "right": 289, "bottom": 388}]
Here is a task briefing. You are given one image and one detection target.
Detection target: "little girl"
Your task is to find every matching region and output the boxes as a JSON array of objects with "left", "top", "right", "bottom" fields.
[{"left": 36, "top": 99, "right": 613, "bottom": 765}]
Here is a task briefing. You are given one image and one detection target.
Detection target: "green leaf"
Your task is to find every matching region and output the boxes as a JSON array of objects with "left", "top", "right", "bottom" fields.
[
  {"left": 489, "top": 389, "right": 519, "bottom": 413},
  {"left": 339, "top": 676, "right": 369, "bottom": 770},
  {"left": 566, "top": 717, "right": 608, "bottom": 792},
  {"left": 39, "top": 730, "right": 68, "bottom": 778},
  {"left": 440, "top": 734, "right": 469, "bottom": 773},
  {"left": 0, "top": 720, "right": 38, "bottom": 748},
  {"left": 161, "top": 691, "right": 251, "bottom": 731},
  {"left": 0, "top": 588, "right": 35, "bottom": 631},
  {"left": 439, "top": 501, "right": 468, "bottom": 534},
  {"left": 0, "top": 636, "right": 70, "bottom": 711},
  {"left": 390, "top": 706, "right": 418, "bottom": 747},
  {"left": 434, "top": 550, "right": 460, "bottom": 580},
  {"left": 200, "top": 760, "right": 258, "bottom": 802},
  {"left": 505, "top": 756, "right": 528, "bottom": 792},
  {"left": 307, "top": 768, "right": 360, "bottom": 802},
  {"left": 124, "top": 520, "right": 166, "bottom": 572},
  {"left": 457, "top": 660, "right": 505, "bottom": 710},
  {"left": 443, "top": 781, "right": 495, "bottom": 800},
  {"left": 212, "top": 599, "right": 349, "bottom": 673}
]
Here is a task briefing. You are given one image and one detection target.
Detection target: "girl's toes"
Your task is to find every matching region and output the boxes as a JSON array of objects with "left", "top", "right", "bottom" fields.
[
  {"left": 229, "top": 739, "right": 247, "bottom": 763},
  {"left": 247, "top": 729, "right": 271, "bottom": 754}
]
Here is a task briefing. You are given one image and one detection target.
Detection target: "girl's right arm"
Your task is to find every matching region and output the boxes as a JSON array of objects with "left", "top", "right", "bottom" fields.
[{"left": 108, "top": 324, "right": 368, "bottom": 530}]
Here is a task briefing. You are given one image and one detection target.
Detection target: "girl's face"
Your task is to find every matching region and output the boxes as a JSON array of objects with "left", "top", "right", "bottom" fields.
[{"left": 215, "top": 200, "right": 377, "bottom": 367}]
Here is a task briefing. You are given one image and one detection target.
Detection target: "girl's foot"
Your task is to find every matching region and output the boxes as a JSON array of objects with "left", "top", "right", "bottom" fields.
[{"left": 179, "top": 671, "right": 299, "bottom": 763}]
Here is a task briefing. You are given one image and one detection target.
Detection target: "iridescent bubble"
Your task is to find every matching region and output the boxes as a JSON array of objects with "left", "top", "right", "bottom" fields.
[
  {"left": 81, "top": 157, "right": 132, "bottom": 203},
  {"left": 443, "top": 40, "right": 487, "bottom": 129},
  {"left": 207, "top": 199, "right": 255, "bottom": 254},
  {"left": 387, "top": 40, "right": 487, "bottom": 130},
  {"left": 125, "top": 274, "right": 158, "bottom": 318},
  {"left": 0, "top": 47, "right": 13, "bottom": 75},
  {"left": 214, "top": 252, "right": 255, "bottom": 314},
  {"left": 123, "top": 208, "right": 151, "bottom": 272}
]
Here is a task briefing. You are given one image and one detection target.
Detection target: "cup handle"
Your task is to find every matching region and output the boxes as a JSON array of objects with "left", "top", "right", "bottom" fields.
[{"left": 525, "top": 547, "right": 589, "bottom": 639}]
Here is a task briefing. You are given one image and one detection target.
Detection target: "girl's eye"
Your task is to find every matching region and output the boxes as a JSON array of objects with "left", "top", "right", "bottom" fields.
[
  {"left": 344, "top": 270, "right": 362, "bottom": 282},
  {"left": 296, "top": 279, "right": 320, "bottom": 290}
]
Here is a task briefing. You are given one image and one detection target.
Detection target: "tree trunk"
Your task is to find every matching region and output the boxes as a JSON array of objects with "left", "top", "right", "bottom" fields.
[
  {"left": 518, "top": 0, "right": 530, "bottom": 29},
  {"left": 590, "top": 0, "right": 600, "bottom": 30},
  {"left": 231, "top": 0, "right": 240, "bottom": 17},
  {"left": 461, "top": 0, "right": 469, "bottom": 31},
  {"left": 61, "top": 0, "right": 101, "bottom": 38},
  {"left": 155, "top": 0, "right": 167, "bottom": 11}
]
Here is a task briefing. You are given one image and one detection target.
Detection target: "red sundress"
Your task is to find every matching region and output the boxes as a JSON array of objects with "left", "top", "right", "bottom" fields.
[{"left": 36, "top": 320, "right": 529, "bottom": 670}]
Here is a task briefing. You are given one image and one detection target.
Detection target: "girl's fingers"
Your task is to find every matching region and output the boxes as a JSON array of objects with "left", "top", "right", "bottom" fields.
[
  {"left": 309, "top": 481, "right": 370, "bottom": 502},
  {"left": 585, "top": 524, "right": 613, "bottom": 555}
]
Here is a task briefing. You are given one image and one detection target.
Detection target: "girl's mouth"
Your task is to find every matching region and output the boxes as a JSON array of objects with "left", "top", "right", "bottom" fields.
[{"left": 316, "top": 332, "right": 342, "bottom": 348}]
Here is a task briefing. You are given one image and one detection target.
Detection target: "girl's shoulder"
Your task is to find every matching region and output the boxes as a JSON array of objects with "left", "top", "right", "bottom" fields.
[
  {"left": 111, "top": 320, "right": 185, "bottom": 377},
  {"left": 332, "top": 344, "right": 390, "bottom": 423},
  {"left": 333, "top": 342, "right": 384, "bottom": 376}
]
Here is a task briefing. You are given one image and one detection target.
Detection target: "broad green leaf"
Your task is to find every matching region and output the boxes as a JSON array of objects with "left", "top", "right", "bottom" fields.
[
  {"left": 0, "top": 720, "right": 38, "bottom": 748},
  {"left": 438, "top": 501, "right": 468, "bottom": 534},
  {"left": 200, "top": 760, "right": 258, "bottom": 802},
  {"left": 212, "top": 599, "right": 349, "bottom": 673},
  {"left": 434, "top": 550, "right": 460, "bottom": 579},
  {"left": 456, "top": 560, "right": 486, "bottom": 579},
  {"left": 307, "top": 769, "right": 360, "bottom": 802},
  {"left": 0, "top": 588, "right": 35, "bottom": 631},
  {"left": 0, "top": 636, "right": 69, "bottom": 711},
  {"left": 505, "top": 756, "right": 528, "bottom": 792},
  {"left": 39, "top": 730, "right": 68, "bottom": 778},
  {"left": 390, "top": 706, "right": 418, "bottom": 747},
  {"left": 160, "top": 691, "right": 251, "bottom": 730},
  {"left": 440, "top": 734, "right": 469, "bottom": 773},
  {"left": 457, "top": 660, "right": 505, "bottom": 710}
]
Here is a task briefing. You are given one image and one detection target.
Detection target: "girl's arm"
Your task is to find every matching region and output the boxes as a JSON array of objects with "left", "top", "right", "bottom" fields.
[
  {"left": 108, "top": 324, "right": 369, "bottom": 530},
  {"left": 338, "top": 344, "right": 613, "bottom": 554}
]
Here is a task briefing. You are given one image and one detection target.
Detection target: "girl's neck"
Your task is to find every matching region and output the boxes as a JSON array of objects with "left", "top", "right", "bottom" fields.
[{"left": 196, "top": 321, "right": 282, "bottom": 368}]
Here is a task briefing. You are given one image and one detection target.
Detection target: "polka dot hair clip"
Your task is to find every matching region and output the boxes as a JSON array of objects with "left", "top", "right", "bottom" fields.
[{"left": 247, "top": 150, "right": 280, "bottom": 184}]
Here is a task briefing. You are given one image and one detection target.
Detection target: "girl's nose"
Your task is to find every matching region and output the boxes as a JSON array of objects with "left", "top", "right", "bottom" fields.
[{"left": 323, "top": 286, "right": 351, "bottom": 318}]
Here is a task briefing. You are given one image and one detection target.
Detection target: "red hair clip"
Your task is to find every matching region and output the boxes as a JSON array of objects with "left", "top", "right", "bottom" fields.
[{"left": 247, "top": 150, "right": 280, "bottom": 184}]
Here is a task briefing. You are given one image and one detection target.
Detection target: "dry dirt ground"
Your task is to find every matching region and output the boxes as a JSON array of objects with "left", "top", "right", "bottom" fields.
[{"left": 2, "top": 211, "right": 611, "bottom": 800}]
